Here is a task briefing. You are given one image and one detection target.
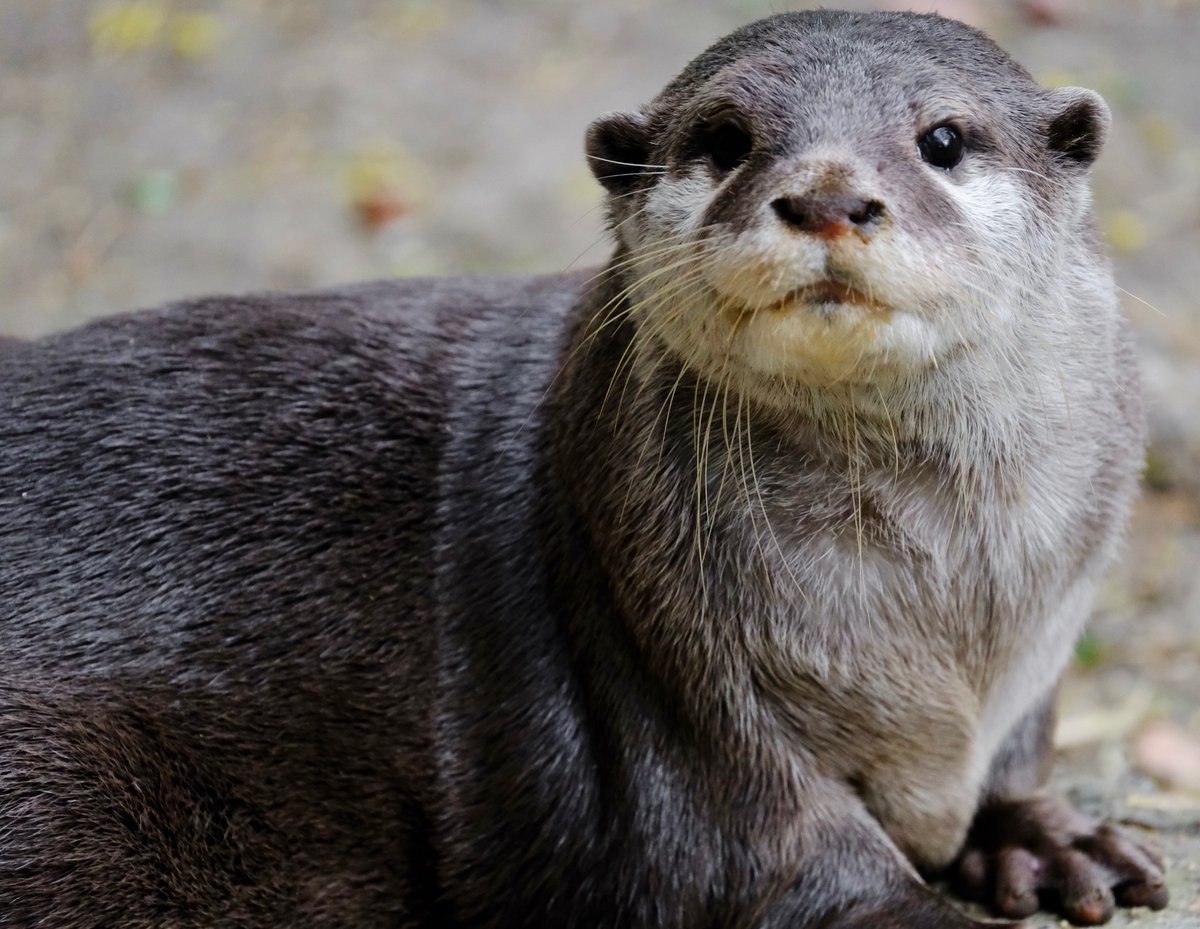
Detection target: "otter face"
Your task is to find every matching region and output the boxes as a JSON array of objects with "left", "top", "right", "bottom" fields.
[{"left": 586, "top": 11, "right": 1110, "bottom": 397}]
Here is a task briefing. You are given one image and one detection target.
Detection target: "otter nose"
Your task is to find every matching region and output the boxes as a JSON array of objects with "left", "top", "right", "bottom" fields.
[{"left": 771, "top": 193, "right": 886, "bottom": 238}]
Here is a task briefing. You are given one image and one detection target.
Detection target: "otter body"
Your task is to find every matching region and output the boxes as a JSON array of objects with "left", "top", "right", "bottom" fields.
[{"left": 0, "top": 11, "right": 1167, "bottom": 929}]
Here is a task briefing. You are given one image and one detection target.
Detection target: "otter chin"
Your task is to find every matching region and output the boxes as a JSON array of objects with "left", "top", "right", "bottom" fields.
[
  {"left": 0, "top": 9, "right": 1166, "bottom": 929},
  {"left": 670, "top": 270, "right": 939, "bottom": 390},
  {"left": 777, "top": 279, "right": 889, "bottom": 315}
]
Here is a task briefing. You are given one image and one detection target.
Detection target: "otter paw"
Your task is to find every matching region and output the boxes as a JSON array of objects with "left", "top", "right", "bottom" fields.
[{"left": 953, "top": 796, "right": 1168, "bottom": 925}]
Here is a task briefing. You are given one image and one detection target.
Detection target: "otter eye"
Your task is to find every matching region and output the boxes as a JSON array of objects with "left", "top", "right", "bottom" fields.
[
  {"left": 698, "top": 119, "right": 754, "bottom": 174},
  {"left": 918, "top": 124, "right": 964, "bottom": 170}
]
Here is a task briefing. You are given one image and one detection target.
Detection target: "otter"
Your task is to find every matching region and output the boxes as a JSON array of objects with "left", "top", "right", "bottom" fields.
[{"left": 0, "top": 10, "right": 1168, "bottom": 929}]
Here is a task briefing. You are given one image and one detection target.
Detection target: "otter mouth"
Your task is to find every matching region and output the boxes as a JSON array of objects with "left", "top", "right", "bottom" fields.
[{"left": 774, "top": 279, "right": 889, "bottom": 315}]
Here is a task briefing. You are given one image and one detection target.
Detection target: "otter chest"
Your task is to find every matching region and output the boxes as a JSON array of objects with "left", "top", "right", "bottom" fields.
[{"left": 748, "top": 453, "right": 1104, "bottom": 866}]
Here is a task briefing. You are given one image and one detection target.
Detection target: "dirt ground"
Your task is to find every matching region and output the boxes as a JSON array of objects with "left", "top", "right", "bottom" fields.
[{"left": 2, "top": 1, "right": 1198, "bottom": 924}]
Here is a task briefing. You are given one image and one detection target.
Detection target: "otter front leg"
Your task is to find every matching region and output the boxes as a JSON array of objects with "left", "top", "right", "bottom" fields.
[
  {"left": 807, "top": 885, "right": 1019, "bottom": 929},
  {"left": 760, "top": 869, "right": 1019, "bottom": 928},
  {"left": 953, "top": 694, "right": 1168, "bottom": 925},
  {"left": 748, "top": 799, "right": 1017, "bottom": 929}
]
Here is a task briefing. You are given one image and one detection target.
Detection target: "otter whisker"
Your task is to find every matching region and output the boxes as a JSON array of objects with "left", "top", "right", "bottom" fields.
[{"left": 584, "top": 154, "right": 668, "bottom": 170}]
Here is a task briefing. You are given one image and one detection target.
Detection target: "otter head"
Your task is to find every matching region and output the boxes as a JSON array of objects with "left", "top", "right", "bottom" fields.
[{"left": 586, "top": 11, "right": 1110, "bottom": 399}]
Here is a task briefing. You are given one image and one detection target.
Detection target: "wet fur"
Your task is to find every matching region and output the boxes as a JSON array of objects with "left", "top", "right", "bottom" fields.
[{"left": 0, "top": 11, "right": 1145, "bottom": 929}]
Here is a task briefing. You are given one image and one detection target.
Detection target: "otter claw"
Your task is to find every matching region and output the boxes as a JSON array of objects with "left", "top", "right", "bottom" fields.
[{"left": 953, "top": 797, "right": 1168, "bottom": 925}]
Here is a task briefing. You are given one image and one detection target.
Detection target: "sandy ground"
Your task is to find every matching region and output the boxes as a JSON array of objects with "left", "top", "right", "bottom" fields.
[{"left": 2, "top": 0, "right": 1199, "bottom": 924}]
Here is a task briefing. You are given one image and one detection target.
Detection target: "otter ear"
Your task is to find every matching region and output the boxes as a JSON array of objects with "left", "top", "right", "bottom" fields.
[
  {"left": 585, "top": 111, "right": 653, "bottom": 194},
  {"left": 1044, "top": 87, "right": 1111, "bottom": 169}
]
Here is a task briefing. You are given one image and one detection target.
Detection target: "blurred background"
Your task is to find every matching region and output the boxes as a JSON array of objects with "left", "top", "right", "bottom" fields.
[{"left": 1, "top": 0, "right": 1198, "bottom": 921}]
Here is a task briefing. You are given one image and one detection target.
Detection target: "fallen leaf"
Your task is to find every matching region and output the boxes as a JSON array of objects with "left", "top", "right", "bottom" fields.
[
  {"left": 1126, "top": 792, "right": 1200, "bottom": 812},
  {"left": 385, "top": 0, "right": 450, "bottom": 40},
  {"left": 1139, "top": 115, "right": 1179, "bottom": 160},
  {"left": 1103, "top": 209, "right": 1148, "bottom": 255},
  {"left": 128, "top": 169, "right": 178, "bottom": 214},
  {"left": 1073, "top": 633, "right": 1106, "bottom": 670},
  {"left": 168, "top": 12, "right": 222, "bottom": 61},
  {"left": 345, "top": 147, "right": 424, "bottom": 231},
  {"left": 89, "top": 2, "right": 167, "bottom": 55},
  {"left": 1018, "top": 0, "right": 1078, "bottom": 27},
  {"left": 1056, "top": 686, "right": 1155, "bottom": 748},
  {"left": 1135, "top": 719, "right": 1200, "bottom": 792}
]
